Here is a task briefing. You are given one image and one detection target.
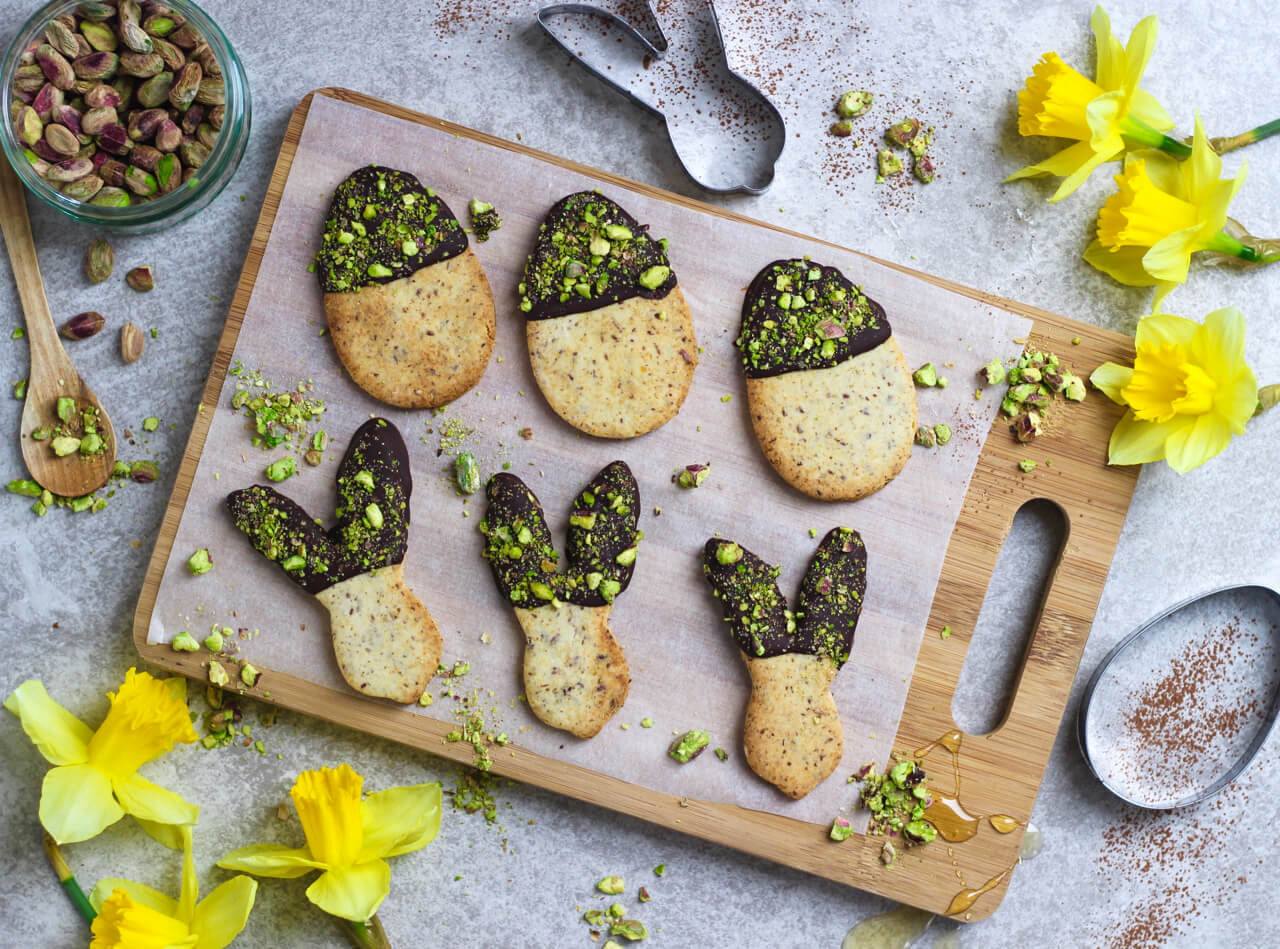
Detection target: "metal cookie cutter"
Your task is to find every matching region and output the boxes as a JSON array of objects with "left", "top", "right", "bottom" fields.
[
  {"left": 536, "top": 1, "right": 785, "bottom": 194},
  {"left": 1077, "top": 582, "right": 1280, "bottom": 808}
]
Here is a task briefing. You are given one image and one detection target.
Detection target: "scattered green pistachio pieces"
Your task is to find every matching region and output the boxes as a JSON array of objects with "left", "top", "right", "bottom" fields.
[
  {"left": 610, "top": 919, "right": 648, "bottom": 941},
  {"left": 85, "top": 239, "right": 114, "bottom": 284},
  {"left": 715, "top": 542, "right": 743, "bottom": 566},
  {"left": 653, "top": 864, "right": 666, "bottom": 877},
  {"left": 281, "top": 554, "right": 306, "bottom": 572},
  {"left": 354, "top": 469, "right": 375, "bottom": 491},
  {"left": 608, "top": 902, "right": 626, "bottom": 918},
  {"left": 56, "top": 397, "right": 76, "bottom": 423},
  {"left": 1018, "top": 459, "right": 1037, "bottom": 473},
  {"left": 455, "top": 452, "right": 481, "bottom": 494},
  {"left": 203, "top": 630, "right": 224, "bottom": 652},
  {"left": 265, "top": 456, "right": 296, "bottom": 482},
  {"left": 829, "top": 120, "right": 853, "bottom": 137},
  {"left": 877, "top": 148, "right": 902, "bottom": 177},
  {"left": 187, "top": 548, "right": 213, "bottom": 575},
  {"left": 674, "top": 463, "right": 710, "bottom": 489},
  {"left": 940, "top": 625, "right": 952, "bottom": 640},
  {"left": 13, "top": 378, "right": 27, "bottom": 399},
  {"left": 11, "top": 328, "right": 24, "bottom": 339},
  {"left": 933, "top": 423, "right": 952, "bottom": 446},
  {"left": 241, "top": 663, "right": 260, "bottom": 687},
  {"left": 365, "top": 503, "right": 384, "bottom": 530},
  {"left": 126, "top": 266, "right": 155, "bottom": 292},
  {"left": 835, "top": 89, "right": 873, "bottom": 118},
  {"left": 596, "top": 876, "right": 625, "bottom": 895},
  {"left": 912, "top": 363, "right": 938, "bottom": 387},
  {"left": 714, "top": 747, "right": 728, "bottom": 761},
  {"left": 51, "top": 435, "right": 82, "bottom": 456},
  {"left": 468, "top": 198, "right": 502, "bottom": 241},
  {"left": 830, "top": 817, "right": 854, "bottom": 841},
  {"left": 668, "top": 729, "right": 711, "bottom": 763},
  {"left": 980, "top": 358, "right": 1007, "bottom": 386},
  {"left": 207, "top": 660, "right": 230, "bottom": 687},
  {"left": 913, "top": 425, "right": 936, "bottom": 449},
  {"left": 638, "top": 265, "right": 670, "bottom": 290},
  {"left": 584, "top": 910, "right": 607, "bottom": 926},
  {"left": 640, "top": 717, "right": 654, "bottom": 728},
  {"left": 7, "top": 478, "right": 42, "bottom": 498},
  {"left": 171, "top": 632, "right": 200, "bottom": 652},
  {"left": 1063, "top": 375, "right": 1087, "bottom": 401},
  {"left": 142, "top": 416, "right": 160, "bottom": 432}
]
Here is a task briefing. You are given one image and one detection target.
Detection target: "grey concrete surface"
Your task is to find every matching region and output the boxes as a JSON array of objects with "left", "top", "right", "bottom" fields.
[{"left": 1, "top": 2, "right": 1278, "bottom": 946}]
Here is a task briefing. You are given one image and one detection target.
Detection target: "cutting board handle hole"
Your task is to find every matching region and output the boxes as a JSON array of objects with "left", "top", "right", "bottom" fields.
[{"left": 951, "top": 498, "right": 1066, "bottom": 736}]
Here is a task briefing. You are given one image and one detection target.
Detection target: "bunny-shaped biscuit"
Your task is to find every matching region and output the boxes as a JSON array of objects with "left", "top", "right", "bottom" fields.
[
  {"left": 702, "top": 528, "right": 867, "bottom": 798},
  {"left": 226, "top": 418, "right": 441, "bottom": 703},
  {"left": 480, "top": 461, "right": 640, "bottom": 737}
]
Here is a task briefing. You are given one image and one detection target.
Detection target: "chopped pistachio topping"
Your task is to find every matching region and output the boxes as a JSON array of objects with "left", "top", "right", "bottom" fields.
[
  {"left": 859, "top": 758, "right": 935, "bottom": 844},
  {"left": 187, "top": 548, "right": 213, "bottom": 575},
  {"left": 668, "top": 729, "right": 711, "bottom": 763}
]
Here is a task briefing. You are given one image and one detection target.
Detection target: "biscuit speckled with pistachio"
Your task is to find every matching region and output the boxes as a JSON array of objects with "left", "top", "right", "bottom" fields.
[
  {"left": 226, "top": 418, "right": 441, "bottom": 703},
  {"left": 738, "top": 259, "right": 916, "bottom": 500},
  {"left": 479, "top": 461, "right": 641, "bottom": 737},
  {"left": 702, "top": 528, "right": 867, "bottom": 798},
  {"left": 316, "top": 165, "right": 495, "bottom": 409},
  {"left": 519, "top": 191, "right": 697, "bottom": 438}
]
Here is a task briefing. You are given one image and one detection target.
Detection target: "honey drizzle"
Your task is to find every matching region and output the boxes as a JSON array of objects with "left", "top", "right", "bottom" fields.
[{"left": 944, "top": 865, "right": 1014, "bottom": 916}]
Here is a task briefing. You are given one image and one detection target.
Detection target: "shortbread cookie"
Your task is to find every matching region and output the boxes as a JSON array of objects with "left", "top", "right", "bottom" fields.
[
  {"left": 480, "top": 461, "right": 640, "bottom": 737},
  {"left": 520, "top": 191, "right": 697, "bottom": 438},
  {"left": 702, "top": 528, "right": 867, "bottom": 799},
  {"left": 226, "top": 418, "right": 441, "bottom": 703},
  {"left": 316, "top": 165, "right": 495, "bottom": 409},
  {"left": 738, "top": 259, "right": 915, "bottom": 500}
]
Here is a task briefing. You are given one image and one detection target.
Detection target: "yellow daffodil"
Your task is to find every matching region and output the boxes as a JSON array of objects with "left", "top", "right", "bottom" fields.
[
  {"left": 1090, "top": 308, "right": 1257, "bottom": 472},
  {"left": 90, "top": 828, "right": 257, "bottom": 949},
  {"left": 4, "top": 669, "right": 199, "bottom": 848},
  {"left": 1084, "top": 116, "right": 1255, "bottom": 309},
  {"left": 218, "top": 765, "right": 440, "bottom": 925},
  {"left": 1008, "top": 6, "right": 1182, "bottom": 201}
]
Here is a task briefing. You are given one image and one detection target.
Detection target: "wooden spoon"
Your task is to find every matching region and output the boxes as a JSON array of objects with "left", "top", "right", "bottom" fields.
[{"left": 0, "top": 158, "right": 115, "bottom": 497}]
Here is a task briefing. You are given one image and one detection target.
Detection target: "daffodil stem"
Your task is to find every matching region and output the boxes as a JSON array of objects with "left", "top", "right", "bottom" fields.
[
  {"left": 1211, "top": 118, "right": 1280, "bottom": 155},
  {"left": 41, "top": 832, "right": 96, "bottom": 925},
  {"left": 1150, "top": 134, "right": 1192, "bottom": 159},
  {"left": 343, "top": 914, "right": 392, "bottom": 949}
]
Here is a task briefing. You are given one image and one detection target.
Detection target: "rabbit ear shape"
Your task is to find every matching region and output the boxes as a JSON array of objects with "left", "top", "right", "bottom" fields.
[
  {"left": 564, "top": 461, "right": 640, "bottom": 606},
  {"left": 480, "top": 472, "right": 560, "bottom": 607},
  {"left": 794, "top": 528, "right": 867, "bottom": 668},
  {"left": 226, "top": 485, "right": 349, "bottom": 595},
  {"left": 701, "top": 539, "right": 793, "bottom": 660},
  {"left": 330, "top": 418, "right": 413, "bottom": 571}
]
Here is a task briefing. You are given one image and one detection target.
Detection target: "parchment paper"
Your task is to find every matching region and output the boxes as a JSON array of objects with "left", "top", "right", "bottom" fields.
[{"left": 148, "top": 93, "right": 1030, "bottom": 825}]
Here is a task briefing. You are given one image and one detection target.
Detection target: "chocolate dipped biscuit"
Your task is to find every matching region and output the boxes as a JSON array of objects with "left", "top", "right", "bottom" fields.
[
  {"left": 738, "top": 259, "right": 915, "bottom": 500},
  {"left": 227, "top": 418, "right": 441, "bottom": 703},
  {"left": 316, "top": 165, "right": 495, "bottom": 409},
  {"left": 702, "top": 528, "right": 867, "bottom": 798},
  {"left": 479, "top": 461, "right": 640, "bottom": 737},
  {"left": 519, "top": 191, "right": 697, "bottom": 438}
]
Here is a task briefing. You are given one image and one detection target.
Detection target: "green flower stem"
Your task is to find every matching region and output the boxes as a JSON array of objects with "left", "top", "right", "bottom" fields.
[
  {"left": 1256, "top": 384, "right": 1280, "bottom": 417},
  {"left": 1210, "top": 118, "right": 1280, "bottom": 155},
  {"left": 342, "top": 914, "right": 392, "bottom": 949},
  {"left": 1204, "top": 230, "right": 1280, "bottom": 264},
  {"left": 1123, "top": 117, "right": 1192, "bottom": 158},
  {"left": 41, "top": 832, "right": 96, "bottom": 925}
]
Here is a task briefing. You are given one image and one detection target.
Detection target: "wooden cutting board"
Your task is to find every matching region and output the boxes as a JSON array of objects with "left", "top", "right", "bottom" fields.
[{"left": 132, "top": 88, "right": 1138, "bottom": 921}]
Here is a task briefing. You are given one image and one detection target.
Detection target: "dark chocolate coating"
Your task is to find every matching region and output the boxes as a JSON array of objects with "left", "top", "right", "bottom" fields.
[
  {"left": 480, "top": 460, "right": 641, "bottom": 608},
  {"left": 226, "top": 417, "right": 414, "bottom": 593},
  {"left": 736, "top": 258, "right": 891, "bottom": 378},
  {"left": 701, "top": 527, "right": 866, "bottom": 666},
  {"left": 519, "top": 191, "right": 677, "bottom": 320},
  {"left": 314, "top": 165, "right": 466, "bottom": 293}
]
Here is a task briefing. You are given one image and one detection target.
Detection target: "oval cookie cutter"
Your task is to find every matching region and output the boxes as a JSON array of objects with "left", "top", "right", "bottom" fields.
[
  {"left": 536, "top": 1, "right": 785, "bottom": 194},
  {"left": 1077, "top": 582, "right": 1280, "bottom": 809}
]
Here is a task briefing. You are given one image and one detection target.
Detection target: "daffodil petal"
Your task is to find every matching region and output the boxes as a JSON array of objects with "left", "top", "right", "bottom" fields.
[
  {"left": 218, "top": 843, "right": 327, "bottom": 879},
  {"left": 1091, "top": 5, "right": 1123, "bottom": 90},
  {"left": 1122, "top": 15, "right": 1160, "bottom": 96},
  {"left": 1006, "top": 140, "right": 1100, "bottom": 184},
  {"left": 1083, "top": 240, "right": 1157, "bottom": 286},
  {"left": 1196, "top": 171, "right": 1247, "bottom": 240},
  {"left": 1127, "top": 88, "right": 1173, "bottom": 131},
  {"left": 89, "top": 878, "right": 178, "bottom": 917},
  {"left": 1184, "top": 115, "right": 1223, "bottom": 201},
  {"left": 1107, "top": 412, "right": 1185, "bottom": 466},
  {"left": 1134, "top": 313, "right": 1197, "bottom": 348},
  {"left": 3, "top": 680, "right": 92, "bottom": 766},
  {"left": 114, "top": 773, "right": 200, "bottom": 829},
  {"left": 1084, "top": 92, "right": 1125, "bottom": 149},
  {"left": 191, "top": 877, "right": 258, "bottom": 949},
  {"left": 1089, "top": 362, "right": 1135, "bottom": 403},
  {"left": 1162, "top": 413, "right": 1233, "bottom": 473},
  {"left": 1149, "top": 281, "right": 1179, "bottom": 313},
  {"left": 1130, "top": 147, "right": 1180, "bottom": 195},
  {"left": 1050, "top": 145, "right": 1118, "bottom": 202},
  {"left": 132, "top": 816, "right": 191, "bottom": 852},
  {"left": 1140, "top": 228, "right": 1199, "bottom": 283},
  {"left": 1194, "top": 307, "right": 1247, "bottom": 371},
  {"left": 305, "top": 861, "right": 391, "bottom": 922},
  {"left": 358, "top": 783, "right": 442, "bottom": 861},
  {"left": 40, "top": 763, "right": 123, "bottom": 844}
]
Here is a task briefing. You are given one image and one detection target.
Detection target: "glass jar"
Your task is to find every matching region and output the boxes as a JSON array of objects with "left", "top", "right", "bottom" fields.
[{"left": 1, "top": 0, "right": 250, "bottom": 233}]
